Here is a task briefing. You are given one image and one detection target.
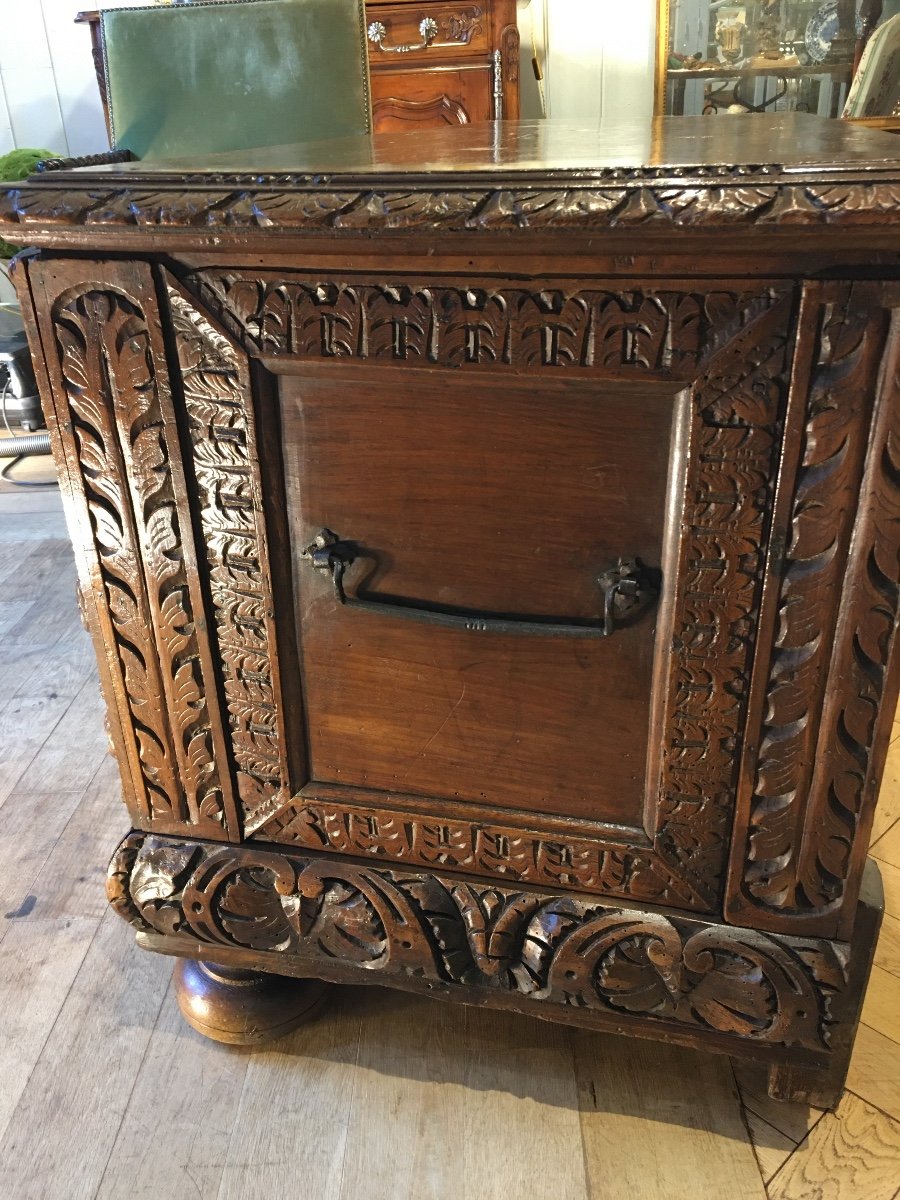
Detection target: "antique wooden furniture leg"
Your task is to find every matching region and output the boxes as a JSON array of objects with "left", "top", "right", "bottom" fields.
[
  {"left": 764, "top": 861, "right": 884, "bottom": 1108},
  {"left": 174, "top": 960, "right": 330, "bottom": 1045}
]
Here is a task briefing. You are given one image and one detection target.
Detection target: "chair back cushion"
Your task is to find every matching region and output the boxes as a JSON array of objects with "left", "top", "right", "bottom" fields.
[{"left": 101, "top": 0, "right": 371, "bottom": 159}]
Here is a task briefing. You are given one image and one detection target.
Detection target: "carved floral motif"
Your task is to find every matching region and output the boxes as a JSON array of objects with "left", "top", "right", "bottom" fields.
[
  {"left": 50, "top": 285, "right": 230, "bottom": 833},
  {"left": 444, "top": 8, "right": 482, "bottom": 42},
  {"left": 110, "top": 832, "right": 850, "bottom": 1054},
  {"left": 166, "top": 282, "right": 288, "bottom": 818}
]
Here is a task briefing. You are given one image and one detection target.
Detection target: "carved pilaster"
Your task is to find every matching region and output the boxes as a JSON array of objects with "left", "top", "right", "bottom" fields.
[
  {"left": 727, "top": 284, "right": 900, "bottom": 936},
  {"left": 29, "top": 262, "right": 238, "bottom": 837},
  {"left": 164, "top": 277, "right": 292, "bottom": 820}
]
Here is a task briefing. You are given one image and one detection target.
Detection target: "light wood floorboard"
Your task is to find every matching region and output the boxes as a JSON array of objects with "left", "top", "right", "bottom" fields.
[{"left": 0, "top": 462, "right": 898, "bottom": 1199}]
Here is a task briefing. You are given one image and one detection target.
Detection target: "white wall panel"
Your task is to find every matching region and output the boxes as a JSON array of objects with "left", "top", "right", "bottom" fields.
[
  {"left": 525, "top": 0, "right": 656, "bottom": 123},
  {"left": 0, "top": 75, "right": 15, "bottom": 157},
  {"left": 42, "top": 0, "right": 109, "bottom": 155},
  {"left": 2, "top": 66, "right": 67, "bottom": 154}
]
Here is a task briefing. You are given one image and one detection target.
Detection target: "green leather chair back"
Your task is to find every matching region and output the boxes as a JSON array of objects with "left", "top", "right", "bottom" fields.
[{"left": 100, "top": 0, "right": 371, "bottom": 160}]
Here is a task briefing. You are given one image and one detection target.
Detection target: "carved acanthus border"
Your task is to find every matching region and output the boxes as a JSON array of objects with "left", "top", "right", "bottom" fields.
[
  {"left": 165, "top": 280, "right": 290, "bottom": 820},
  {"left": 109, "top": 831, "right": 851, "bottom": 1056},
  {"left": 728, "top": 286, "right": 900, "bottom": 936},
  {"left": 4, "top": 175, "right": 900, "bottom": 236},
  {"left": 799, "top": 303, "right": 900, "bottom": 930},
  {"left": 48, "top": 281, "right": 235, "bottom": 836}
]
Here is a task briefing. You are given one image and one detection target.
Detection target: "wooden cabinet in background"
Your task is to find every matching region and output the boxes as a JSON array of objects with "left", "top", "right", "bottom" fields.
[{"left": 76, "top": 1, "right": 519, "bottom": 139}]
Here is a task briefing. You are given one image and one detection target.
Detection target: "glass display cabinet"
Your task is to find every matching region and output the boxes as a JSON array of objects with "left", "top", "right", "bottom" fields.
[{"left": 656, "top": 0, "right": 884, "bottom": 115}]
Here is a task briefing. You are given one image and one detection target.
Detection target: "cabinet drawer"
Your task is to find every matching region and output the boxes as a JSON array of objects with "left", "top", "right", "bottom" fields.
[
  {"left": 370, "top": 66, "right": 493, "bottom": 126},
  {"left": 366, "top": 2, "right": 490, "bottom": 64}
]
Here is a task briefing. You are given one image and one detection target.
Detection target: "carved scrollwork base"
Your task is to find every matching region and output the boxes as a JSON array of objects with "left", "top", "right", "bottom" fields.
[{"left": 108, "top": 831, "right": 883, "bottom": 1073}]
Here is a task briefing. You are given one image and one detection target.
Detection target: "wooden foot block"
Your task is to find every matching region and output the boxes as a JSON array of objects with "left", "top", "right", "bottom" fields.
[{"left": 174, "top": 959, "right": 330, "bottom": 1045}]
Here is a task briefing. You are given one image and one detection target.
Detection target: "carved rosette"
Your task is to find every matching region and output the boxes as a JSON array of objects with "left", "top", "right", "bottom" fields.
[
  {"left": 48, "top": 282, "right": 233, "bottom": 835},
  {"left": 165, "top": 281, "right": 288, "bottom": 819},
  {"left": 110, "top": 832, "right": 850, "bottom": 1056}
]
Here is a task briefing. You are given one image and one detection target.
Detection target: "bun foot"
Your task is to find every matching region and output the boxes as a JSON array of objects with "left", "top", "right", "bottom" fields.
[{"left": 174, "top": 959, "right": 330, "bottom": 1045}]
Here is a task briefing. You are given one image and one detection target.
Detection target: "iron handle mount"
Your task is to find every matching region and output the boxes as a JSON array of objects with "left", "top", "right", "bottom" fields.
[{"left": 302, "top": 529, "right": 659, "bottom": 639}]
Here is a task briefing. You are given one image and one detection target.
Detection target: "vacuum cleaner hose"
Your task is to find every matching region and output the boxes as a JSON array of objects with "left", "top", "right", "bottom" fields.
[{"left": 0, "top": 431, "right": 51, "bottom": 457}]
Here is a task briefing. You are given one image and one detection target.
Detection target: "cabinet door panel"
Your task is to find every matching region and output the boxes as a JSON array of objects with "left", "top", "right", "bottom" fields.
[
  {"left": 168, "top": 269, "right": 801, "bottom": 916},
  {"left": 282, "top": 368, "right": 680, "bottom": 825}
]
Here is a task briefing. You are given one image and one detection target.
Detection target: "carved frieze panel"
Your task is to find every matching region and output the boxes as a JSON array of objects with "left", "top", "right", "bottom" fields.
[
  {"left": 656, "top": 299, "right": 793, "bottom": 900},
  {"left": 109, "top": 832, "right": 851, "bottom": 1056},
  {"left": 189, "top": 271, "right": 787, "bottom": 376},
  {"left": 728, "top": 285, "right": 900, "bottom": 937},
  {"left": 31, "top": 262, "right": 238, "bottom": 837},
  {"left": 250, "top": 791, "right": 710, "bottom": 909}
]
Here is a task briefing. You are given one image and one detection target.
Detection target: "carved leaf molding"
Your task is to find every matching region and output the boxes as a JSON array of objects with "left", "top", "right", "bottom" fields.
[
  {"left": 51, "top": 286, "right": 229, "bottom": 832},
  {"left": 731, "top": 286, "right": 900, "bottom": 932},
  {"left": 5, "top": 176, "right": 900, "bottom": 234},
  {"left": 165, "top": 280, "right": 288, "bottom": 819}
]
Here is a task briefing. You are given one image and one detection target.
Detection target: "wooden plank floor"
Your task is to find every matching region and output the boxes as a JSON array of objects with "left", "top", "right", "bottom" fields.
[{"left": 0, "top": 457, "right": 898, "bottom": 1200}]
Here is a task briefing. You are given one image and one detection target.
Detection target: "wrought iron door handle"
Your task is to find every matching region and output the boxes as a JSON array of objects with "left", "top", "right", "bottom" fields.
[{"left": 302, "top": 530, "right": 659, "bottom": 639}]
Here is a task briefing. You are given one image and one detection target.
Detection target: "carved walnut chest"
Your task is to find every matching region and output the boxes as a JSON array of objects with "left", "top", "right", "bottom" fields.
[{"left": 4, "top": 115, "right": 899, "bottom": 1107}]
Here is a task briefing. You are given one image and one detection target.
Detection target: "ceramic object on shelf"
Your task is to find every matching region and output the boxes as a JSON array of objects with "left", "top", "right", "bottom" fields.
[{"left": 806, "top": 0, "right": 862, "bottom": 63}]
